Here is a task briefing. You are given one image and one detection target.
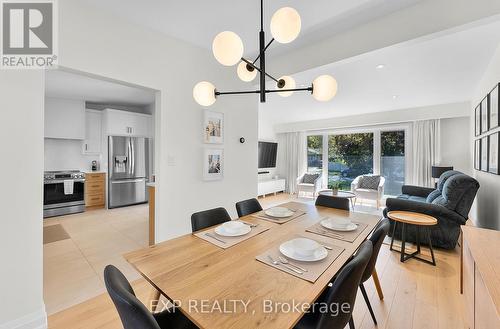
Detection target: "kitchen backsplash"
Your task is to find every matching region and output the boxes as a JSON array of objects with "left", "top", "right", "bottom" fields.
[{"left": 44, "top": 138, "right": 102, "bottom": 172}]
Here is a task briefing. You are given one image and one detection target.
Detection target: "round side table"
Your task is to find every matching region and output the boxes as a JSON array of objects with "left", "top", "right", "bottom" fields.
[
  {"left": 387, "top": 211, "right": 437, "bottom": 266},
  {"left": 318, "top": 190, "right": 356, "bottom": 210}
]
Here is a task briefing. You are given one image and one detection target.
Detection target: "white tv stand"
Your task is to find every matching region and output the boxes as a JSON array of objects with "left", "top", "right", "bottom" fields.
[{"left": 258, "top": 178, "right": 286, "bottom": 197}]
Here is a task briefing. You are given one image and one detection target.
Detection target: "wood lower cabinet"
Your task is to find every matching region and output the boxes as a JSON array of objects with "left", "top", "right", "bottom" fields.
[
  {"left": 461, "top": 226, "right": 500, "bottom": 329},
  {"left": 85, "top": 172, "right": 106, "bottom": 208}
]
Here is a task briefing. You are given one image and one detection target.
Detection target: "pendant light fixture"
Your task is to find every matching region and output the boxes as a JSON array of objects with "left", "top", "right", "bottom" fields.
[{"left": 193, "top": 0, "right": 338, "bottom": 106}]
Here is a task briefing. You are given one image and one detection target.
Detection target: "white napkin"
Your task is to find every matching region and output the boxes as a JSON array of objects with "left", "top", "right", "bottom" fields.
[{"left": 63, "top": 180, "right": 74, "bottom": 195}]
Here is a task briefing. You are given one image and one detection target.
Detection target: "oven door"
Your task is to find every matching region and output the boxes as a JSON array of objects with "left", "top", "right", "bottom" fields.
[{"left": 44, "top": 179, "right": 85, "bottom": 209}]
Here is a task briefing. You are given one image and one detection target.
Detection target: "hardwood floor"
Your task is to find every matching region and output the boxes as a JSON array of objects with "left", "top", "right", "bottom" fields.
[{"left": 47, "top": 194, "right": 464, "bottom": 329}]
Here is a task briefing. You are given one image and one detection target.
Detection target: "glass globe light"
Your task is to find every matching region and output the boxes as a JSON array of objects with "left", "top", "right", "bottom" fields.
[
  {"left": 212, "top": 31, "right": 244, "bottom": 66},
  {"left": 277, "top": 76, "right": 296, "bottom": 97},
  {"left": 312, "top": 75, "right": 337, "bottom": 101},
  {"left": 237, "top": 61, "right": 257, "bottom": 82},
  {"left": 193, "top": 81, "right": 216, "bottom": 106},
  {"left": 270, "top": 7, "right": 301, "bottom": 44}
]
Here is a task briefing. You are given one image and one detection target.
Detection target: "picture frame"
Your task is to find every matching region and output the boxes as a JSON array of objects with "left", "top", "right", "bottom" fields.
[
  {"left": 203, "top": 148, "right": 224, "bottom": 181},
  {"left": 481, "top": 136, "right": 489, "bottom": 172},
  {"left": 481, "top": 96, "right": 489, "bottom": 134},
  {"left": 475, "top": 104, "right": 481, "bottom": 136},
  {"left": 474, "top": 139, "right": 481, "bottom": 170},
  {"left": 489, "top": 84, "right": 499, "bottom": 130},
  {"left": 488, "top": 132, "right": 499, "bottom": 175},
  {"left": 203, "top": 110, "right": 224, "bottom": 144}
]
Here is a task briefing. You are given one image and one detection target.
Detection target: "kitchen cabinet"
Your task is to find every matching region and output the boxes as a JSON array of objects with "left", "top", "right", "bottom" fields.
[
  {"left": 85, "top": 172, "right": 106, "bottom": 208},
  {"left": 103, "top": 109, "right": 152, "bottom": 137},
  {"left": 44, "top": 98, "right": 85, "bottom": 140},
  {"left": 83, "top": 110, "right": 102, "bottom": 154}
]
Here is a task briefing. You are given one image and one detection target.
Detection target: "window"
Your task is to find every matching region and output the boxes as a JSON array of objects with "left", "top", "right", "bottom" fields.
[
  {"left": 328, "top": 133, "right": 374, "bottom": 190},
  {"left": 307, "top": 135, "right": 323, "bottom": 174},
  {"left": 381, "top": 131, "right": 405, "bottom": 196}
]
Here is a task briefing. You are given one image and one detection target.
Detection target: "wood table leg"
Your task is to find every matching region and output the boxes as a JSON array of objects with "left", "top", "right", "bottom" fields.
[
  {"left": 372, "top": 269, "right": 384, "bottom": 300},
  {"left": 149, "top": 288, "right": 161, "bottom": 312}
]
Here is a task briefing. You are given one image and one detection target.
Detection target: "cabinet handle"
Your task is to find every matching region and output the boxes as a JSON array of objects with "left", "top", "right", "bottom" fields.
[{"left": 85, "top": 144, "right": 88, "bottom": 151}]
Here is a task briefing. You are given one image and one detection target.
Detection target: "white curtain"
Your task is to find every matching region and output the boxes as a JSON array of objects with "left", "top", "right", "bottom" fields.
[
  {"left": 276, "top": 132, "right": 307, "bottom": 194},
  {"left": 412, "top": 119, "right": 441, "bottom": 187}
]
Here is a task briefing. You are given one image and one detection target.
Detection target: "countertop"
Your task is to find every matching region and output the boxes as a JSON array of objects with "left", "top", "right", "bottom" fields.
[{"left": 146, "top": 182, "right": 156, "bottom": 187}]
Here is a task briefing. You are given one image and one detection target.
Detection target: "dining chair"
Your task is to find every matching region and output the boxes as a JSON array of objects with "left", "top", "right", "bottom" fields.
[
  {"left": 294, "top": 240, "right": 373, "bottom": 329},
  {"left": 104, "top": 265, "right": 197, "bottom": 329},
  {"left": 191, "top": 207, "right": 231, "bottom": 232},
  {"left": 359, "top": 218, "right": 391, "bottom": 325},
  {"left": 235, "top": 198, "right": 263, "bottom": 217},
  {"left": 315, "top": 194, "right": 350, "bottom": 211}
]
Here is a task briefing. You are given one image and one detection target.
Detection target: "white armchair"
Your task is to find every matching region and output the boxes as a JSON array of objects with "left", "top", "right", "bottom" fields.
[
  {"left": 351, "top": 175, "right": 385, "bottom": 209},
  {"left": 296, "top": 173, "right": 323, "bottom": 198}
]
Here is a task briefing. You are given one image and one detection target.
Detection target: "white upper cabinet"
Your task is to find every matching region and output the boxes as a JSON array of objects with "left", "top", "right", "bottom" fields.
[
  {"left": 44, "top": 98, "right": 85, "bottom": 140},
  {"left": 103, "top": 109, "right": 152, "bottom": 137},
  {"left": 83, "top": 110, "right": 102, "bottom": 154}
]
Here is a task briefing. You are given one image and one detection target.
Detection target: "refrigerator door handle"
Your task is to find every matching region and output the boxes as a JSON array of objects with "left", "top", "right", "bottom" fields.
[
  {"left": 131, "top": 138, "right": 135, "bottom": 176},
  {"left": 111, "top": 179, "right": 145, "bottom": 184}
]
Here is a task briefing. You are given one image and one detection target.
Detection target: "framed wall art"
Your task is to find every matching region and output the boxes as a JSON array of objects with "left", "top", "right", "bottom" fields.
[
  {"left": 489, "top": 84, "right": 499, "bottom": 130},
  {"left": 203, "top": 110, "right": 224, "bottom": 144},
  {"left": 475, "top": 104, "right": 481, "bottom": 137},
  {"left": 488, "top": 132, "right": 499, "bottom": 175},
  {"left": 474, "top": 139, "right": 481, "bottom": 170},
  {"left": 481, "top": 96, "right": 489, "bottom": 134},
  {"left": 481, "top": 136, "right": 489, "bottom": 172},
  {"left": 203, "top": 148, "right": 224, "bottom": 181}
]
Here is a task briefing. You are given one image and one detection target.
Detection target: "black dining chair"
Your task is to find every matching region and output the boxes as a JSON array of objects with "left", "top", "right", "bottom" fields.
[
  {"left": 190, "top": 207, "right": 231, "bottom": 232},
  {"left": 104, "top": 265, "right": 197, "bottom": 329},
  {"left": 315, "top": 194, "right": 350, "bottom": 211},
  {"left": 358, "top": 218, "right": 391, "bottom": 325},
  {"left": 294, "top": 240, "right": 373, "bottom": 329},
  {"left": 235, "top": 198, "right": 263, "bottom": 217}
]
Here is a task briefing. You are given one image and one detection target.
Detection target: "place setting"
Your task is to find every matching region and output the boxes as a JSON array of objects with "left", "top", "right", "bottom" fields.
[
  {"left": 256, "top": 235, "right": 344, "bottom": 282},
  {"left": 250, "top": 206, "right": 306, "bottom": 224},
  {"left": 194, "top": 220, "right": 271, "bottom": 249},
  {"left": 306, "top": 216, "right": 368, "bottom": 243}
]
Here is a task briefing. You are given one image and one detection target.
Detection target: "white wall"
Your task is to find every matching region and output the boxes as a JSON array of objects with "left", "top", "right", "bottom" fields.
[
  {"left": 44, "top": 138, "right": 101, "bottom": 172},
  {"left": 440, "top": 117, "right": 472, "bottom": 175},
  {"left": 471, "top": 43, "right": 500, "bottom": 230},
  {"left": 0, "top": 71, "right": 46, "bottom": 328},
  {"left": 0, "top": 0, "right": 258, "bottom": 327}
]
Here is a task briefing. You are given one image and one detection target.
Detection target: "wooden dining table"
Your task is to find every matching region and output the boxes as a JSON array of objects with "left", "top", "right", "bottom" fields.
[{"left": 124, "top": 201, "right": 381, "bottom": 329}]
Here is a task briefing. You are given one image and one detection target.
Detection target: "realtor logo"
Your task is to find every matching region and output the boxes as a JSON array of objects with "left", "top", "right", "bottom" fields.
[{"left": 1, "top": 0, "right": 57, "bottom": 68}]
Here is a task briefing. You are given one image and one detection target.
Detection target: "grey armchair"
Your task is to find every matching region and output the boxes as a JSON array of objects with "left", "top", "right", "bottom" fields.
[{"left": 383, "top": 171, "right": 479, "bottom": 249}]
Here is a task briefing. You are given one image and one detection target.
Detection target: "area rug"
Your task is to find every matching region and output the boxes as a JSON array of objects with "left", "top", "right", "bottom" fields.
[{"left": 43, "top": 224, "right": 70, "bottom": 244}]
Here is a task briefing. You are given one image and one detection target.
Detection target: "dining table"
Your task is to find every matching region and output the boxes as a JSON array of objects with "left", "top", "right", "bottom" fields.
[{"left": 124, "top": 201, "right": 382, "bottom": 329}]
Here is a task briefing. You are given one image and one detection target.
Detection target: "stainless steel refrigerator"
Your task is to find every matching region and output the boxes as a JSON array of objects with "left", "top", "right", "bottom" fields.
[{"left": 108, "top": 136, "right": 151, "bottom": 208}]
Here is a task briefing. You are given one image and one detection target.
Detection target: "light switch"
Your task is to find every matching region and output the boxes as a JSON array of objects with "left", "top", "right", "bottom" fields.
[{"left": 167, "top": 155, "right": 176, "bottom": 166}]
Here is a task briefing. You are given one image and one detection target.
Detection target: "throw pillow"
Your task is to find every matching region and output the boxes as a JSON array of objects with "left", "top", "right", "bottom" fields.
[
  {"left": 358, "top": 175, "right": 381, "bottom": 190},
  {"left": 302, "top": 173, "right": 319, "bottom": 184}
]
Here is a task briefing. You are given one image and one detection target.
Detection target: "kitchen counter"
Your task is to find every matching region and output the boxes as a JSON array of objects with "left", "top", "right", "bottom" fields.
[{"left": 146, "top": 182, "right": 156, "bottom": 187}]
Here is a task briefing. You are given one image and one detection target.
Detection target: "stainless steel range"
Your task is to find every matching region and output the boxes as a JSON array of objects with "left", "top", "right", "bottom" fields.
[{"left": 43, "top": 170, "right": 86, "bottom": 218}]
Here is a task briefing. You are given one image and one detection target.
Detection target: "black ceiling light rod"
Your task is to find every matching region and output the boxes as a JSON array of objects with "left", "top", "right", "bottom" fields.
[{"left": 193, "top": 0, "right": 338, "bottom": 106}]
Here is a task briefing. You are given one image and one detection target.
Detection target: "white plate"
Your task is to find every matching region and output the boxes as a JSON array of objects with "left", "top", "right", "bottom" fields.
[
  {"left": 279, "top": 240, "right": 328, "bottom": 262},
  {"left": 320, "top": 219, "right": 358, "bottom": 232},
  {"left": 214, "top": 224, "right": 251, "bottom": 237},
  {"left": 265, "top": 207, "right": 294, "bottom": 218}
]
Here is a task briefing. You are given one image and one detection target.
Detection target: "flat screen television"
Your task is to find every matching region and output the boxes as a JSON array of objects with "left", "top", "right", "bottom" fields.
[{"left": 258, "top": 141, "right": 278, "bottom": 168}]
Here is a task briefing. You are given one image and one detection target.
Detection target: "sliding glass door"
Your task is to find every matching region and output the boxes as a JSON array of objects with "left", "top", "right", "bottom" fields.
[
  {"left": 327, "top": 133, "right": 374, "bottom": 190},
  {"left": 381, "top": 130, "right": 405, "bottom": 196},
  {"left": 306, "top": 127, "right": 408, "bottom": 195},
  {"left": 307, "top": 135, "right": 323, "bottom": 174}
]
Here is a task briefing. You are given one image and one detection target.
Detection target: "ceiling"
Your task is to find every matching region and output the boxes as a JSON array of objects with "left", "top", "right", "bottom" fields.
[
  {"left": 259, "top": 20, "right": 500, "bottom": 125},
  {"left": 81, "top": 0, "right": 421, "bottom": 58},
  {"left": 45, "top": 70, "right": 156, "bottom": 107}
]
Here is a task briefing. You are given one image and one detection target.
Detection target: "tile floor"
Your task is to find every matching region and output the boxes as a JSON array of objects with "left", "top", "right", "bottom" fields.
[{"left": 43, "top": 204, "right": 149, "bottom": 315}]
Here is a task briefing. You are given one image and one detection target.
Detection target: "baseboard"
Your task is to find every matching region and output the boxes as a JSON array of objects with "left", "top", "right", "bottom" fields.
[{"left": 0, "top": 306, "right": 47, "bottom": 329}]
